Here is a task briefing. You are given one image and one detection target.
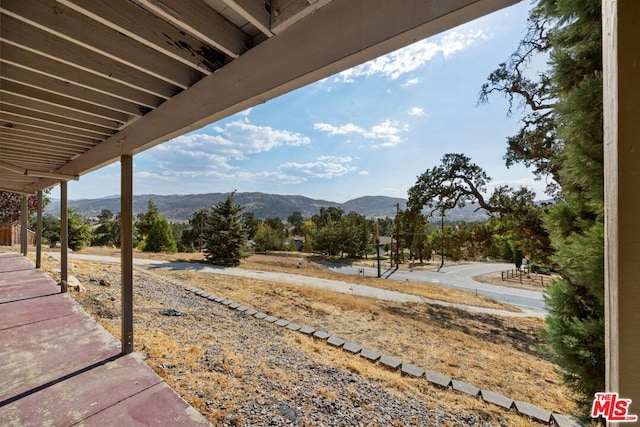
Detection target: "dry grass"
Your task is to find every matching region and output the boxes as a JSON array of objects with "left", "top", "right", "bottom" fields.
[
  {"left": 149, "top": 266, "right": 574, "bottom": 413},
  {"left": 287, "top": 335, "right": 537, "bottom": 427},
  {"left": 29, "top": 250, "right": 579, "bottom": 423},
  {"left": 68, "top": 247, "right": 518, "bottom": 312},
  {"left": 244, "top": 254, "right": 520, "bottom": 312}
]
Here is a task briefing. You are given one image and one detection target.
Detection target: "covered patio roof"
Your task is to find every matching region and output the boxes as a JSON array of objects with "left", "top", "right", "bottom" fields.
[{"left": 0, "top": 0, "right": 519, "bottom": 193}]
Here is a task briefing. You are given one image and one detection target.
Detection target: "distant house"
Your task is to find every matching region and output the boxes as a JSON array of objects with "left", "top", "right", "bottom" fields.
[
  {"left": 0, "top": 222, "right": 36, "bottom": 246},
  {"left": 377, "top": 236, "right": 397, "bottom": 251}
]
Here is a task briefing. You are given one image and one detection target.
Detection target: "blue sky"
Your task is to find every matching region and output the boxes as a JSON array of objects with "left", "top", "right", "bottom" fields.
[{"left": 61, "top": 1, "right": 546, "bottom": 203}]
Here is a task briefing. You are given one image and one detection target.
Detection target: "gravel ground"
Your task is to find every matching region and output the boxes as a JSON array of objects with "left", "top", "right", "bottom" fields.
[{"left": 73, "top": 265, "right": 515, "bottom": 427}]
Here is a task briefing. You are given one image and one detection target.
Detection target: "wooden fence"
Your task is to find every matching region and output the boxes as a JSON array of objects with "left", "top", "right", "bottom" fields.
[
  {"left": 0, "top": 224, "right": 36, "bottom": 246},
  {"left": 501, "top": 268, "right": 551, "bottom": 287}
]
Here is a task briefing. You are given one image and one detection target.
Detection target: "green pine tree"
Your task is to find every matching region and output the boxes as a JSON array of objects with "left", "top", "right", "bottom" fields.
[
  {"left": 203, "top": 192, "right": 247, "bottom": 266},
  {"left": 481, "top": 0, "right": 604, "bottom": 418},
  {"left": 145, "top": 216, "right": 177, "bottom": 253},
  {"left": 135, "top": 200, "right": 160, "bottom": 240},
  {"left": 67, "top": 209, "right": 92, "bottom": 251},
  {"left": 539, "top": 0, "right": 604, "bottom": 418}
]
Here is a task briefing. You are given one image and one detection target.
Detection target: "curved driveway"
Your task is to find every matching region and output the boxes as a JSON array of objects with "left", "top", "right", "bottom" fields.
[
  {"left": 47, "top": 253, "right": 545, "bottom": 318},
  {"left": 325, "top": 262, "right": 546, "bottom": 314}
]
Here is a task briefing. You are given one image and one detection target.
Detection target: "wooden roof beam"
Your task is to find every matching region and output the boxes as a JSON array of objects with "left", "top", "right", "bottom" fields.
[
  {"left": 0, "top": 92, "right": 123, "bottom": 130},
  {"left": 0, "top": 103, "right": 119, "bottom": 135},
  {"left": 218, "top": 0, "right": 273, "bottom": 37},
  {"left": 56, "top": 0, "right": 226, "bottom": 72},
  {"left": 133, "top": 0, "right": 252, "bottom": 58},
  {"left": 0, "top": 19, "right": 178, "bottom": 99},
  {"left": 0, "top": 161, "right": 79, "bottom": 181},
  {"left": 0, "top": 2, "right": 201, "bottom": 89},
  {"left": 0, "top": 63, "right": 146, "bottom": 117},
  {"left": 270, "top": 0, "right": 333, "bottom": 34},
  {"left": 0, "top": 112, "right": 113, "bottom": 139},
  {"left": 0, "top": 46, "right": 165, "bottom": 108},
  {"left": 0, "top": 80, "right": 135, "bottom": 123}
]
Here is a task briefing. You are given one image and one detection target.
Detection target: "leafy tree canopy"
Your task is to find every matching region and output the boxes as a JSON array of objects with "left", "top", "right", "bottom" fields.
[
  {"left": 0, "top": 190, "right": 48, "bottom": 226},
  {"left": 287, "top": 211, "right": 304, "bottom": 235},
  {"left": 407, "top": 153, "right": 550, "bottom": 260}
]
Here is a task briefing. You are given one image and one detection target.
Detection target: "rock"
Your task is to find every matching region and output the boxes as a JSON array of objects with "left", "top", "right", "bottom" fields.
[
  {"left": 67, "top": 275, "right": 81, "bottom": 286},
  {"left": 278, "top": 403, "right": 297, "bottom": 422},
  {"left": 62, "top": 275, "right": 86, "bottom": 292},
  {"left": 158, "top": 309, "right": 187, "bottom": 317},
  {"left": 99, "top": 279, "right": 111, "bottom": 287},
  {"left": 224, "top": 413, "right": 239, "bottom": 425}
]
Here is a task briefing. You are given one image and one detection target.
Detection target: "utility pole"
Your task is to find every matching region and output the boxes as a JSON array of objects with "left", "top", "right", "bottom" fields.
[
  {"left": 395, "top": 203, "right": 400, "bottom": 269},
  {"left": 376, "top": 220, "right": 381, "bottom": 278},
  {"left": 437, "top": 209, "right": 445, "bottom": 272}
]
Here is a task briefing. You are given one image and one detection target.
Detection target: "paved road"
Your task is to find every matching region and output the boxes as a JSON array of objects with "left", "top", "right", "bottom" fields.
[
  {"left": 324, "top": 262, "right": 546, "bottom": 313},
  {"left": 47, "top": 253, "right": 545, "bottom": 318}
]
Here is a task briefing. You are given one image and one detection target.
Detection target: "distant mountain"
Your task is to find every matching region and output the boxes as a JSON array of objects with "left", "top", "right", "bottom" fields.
[
  {"left": 44, "top": 192, "right": 488, "bottom": 223},
  {"left": 342, "top": 196, "right": 406, "bottom": 217}
]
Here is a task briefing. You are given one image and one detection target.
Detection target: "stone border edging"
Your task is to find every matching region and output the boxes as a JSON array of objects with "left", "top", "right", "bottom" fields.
[{"left": 135, "top": 267, "right": 582, "bottom": 427}]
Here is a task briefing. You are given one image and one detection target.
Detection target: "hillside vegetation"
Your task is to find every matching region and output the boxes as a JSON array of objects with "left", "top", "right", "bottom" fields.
[{"left": 44, "top": 192, "right": 489, "bottom": 222}]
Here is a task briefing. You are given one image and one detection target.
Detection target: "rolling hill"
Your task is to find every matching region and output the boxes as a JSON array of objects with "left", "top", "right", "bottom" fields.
[{"left": 44, "top": 192, "right": 488, "bottom": 223}]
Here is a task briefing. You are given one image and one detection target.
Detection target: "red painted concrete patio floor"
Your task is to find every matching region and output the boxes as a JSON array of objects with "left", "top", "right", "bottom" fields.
[{"left": 0, "top": 253, "right": 210, "bottom": 426}]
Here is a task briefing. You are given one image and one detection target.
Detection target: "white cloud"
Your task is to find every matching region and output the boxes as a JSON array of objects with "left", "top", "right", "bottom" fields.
[
  {"left": 440, "top": 30, "right": 488, "bottom": 57},
  {"left": 151, "top": 119, "right": 310, "bottom": 171},
  {"left": 136, "top": 118, "right": 360, "bottom": 188},
  {"left": 314, "top": 119, "right": 408, "bottom": 148},
  {"left": 334, "top": 29, "right": 487, "bottom": 83},
  {"left": 313, "top": 123, "right": 364, "bottom": 135},
  {"left": 134, "top": 118, "right": 316, "bottom": 189},
  {"left": 278, "top": 160, "right": 357, "bottom": 179},
  {"left": 362, "top": 120, "right": 409, "bottom": 148},
  {"left": 358, "top": 170, "right": 369, "bottom": 176},
  {"left": 408, "top": 107, "right": 425, "bottom": 117},
  {"left": 134, "top": 171, "right": 172, "bottom": 181},
  {"left": 317, "top": 155, "right": 354, "bottom": 163},
  {"left": 236, "top": 170, "right": 307, "bottom": 184},
  {"left": 401, "top": 78, "right": 419, "bottom": 87}
]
